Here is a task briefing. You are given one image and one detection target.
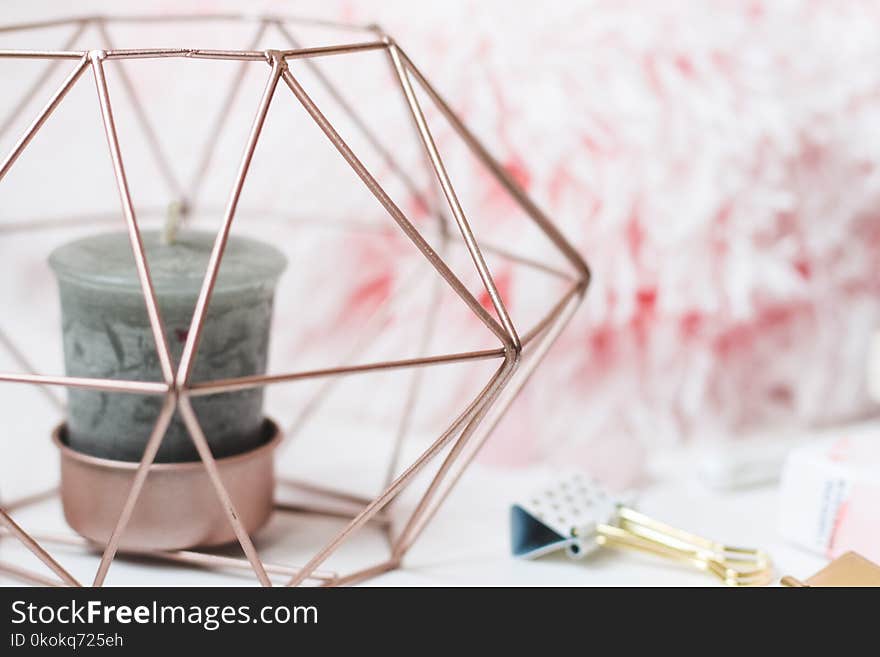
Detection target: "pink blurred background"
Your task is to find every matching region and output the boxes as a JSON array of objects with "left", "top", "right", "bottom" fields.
[{"left": 2, "top": 0, "right": 880, "bottom": 493}]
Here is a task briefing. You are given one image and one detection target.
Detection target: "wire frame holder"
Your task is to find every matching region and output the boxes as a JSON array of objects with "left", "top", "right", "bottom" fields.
[{"left": 0, "top": 13, "right": 590, "bottom": 587}]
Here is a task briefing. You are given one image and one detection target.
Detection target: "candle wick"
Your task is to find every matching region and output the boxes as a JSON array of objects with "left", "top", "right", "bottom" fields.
[{"left": 162, "top": 201, "right": 182, "bottom": 245}]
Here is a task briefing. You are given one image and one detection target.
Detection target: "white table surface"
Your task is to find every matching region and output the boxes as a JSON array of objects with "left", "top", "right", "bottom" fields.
[{"left": 0, "top": 426, "right": 828, "bottom": 587}]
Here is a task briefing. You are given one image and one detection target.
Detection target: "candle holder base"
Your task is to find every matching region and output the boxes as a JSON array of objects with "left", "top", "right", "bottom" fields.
[{"left": 53, "top": 419, "right": 280, "bottom": 552}]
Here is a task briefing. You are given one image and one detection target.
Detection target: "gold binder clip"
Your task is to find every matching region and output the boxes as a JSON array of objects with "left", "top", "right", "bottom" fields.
[
  {"left": 512, "top": 473, "right": 773, "bottom": 586},
  {"left": 593, "top": 507, "right": 773, "bottom": 586}
]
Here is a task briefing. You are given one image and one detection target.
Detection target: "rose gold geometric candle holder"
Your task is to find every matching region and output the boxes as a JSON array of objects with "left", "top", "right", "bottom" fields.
[{"left": 0, "top": 13, "right": 589, "bottom": 587}]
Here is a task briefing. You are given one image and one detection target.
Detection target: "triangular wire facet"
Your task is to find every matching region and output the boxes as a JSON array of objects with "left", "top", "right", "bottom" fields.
[
  {"left": 0, "top": 54, "right": 177, "bottom": 393},
  {"left": 285, "top": 355, "right": 512, "bottom": 586},
  {"left": 92, "top": 60, "right": 285, "bottom": 588},
  {"left": 397, "top": 47, "right": 588, "bottom": 282},
  {"left": 278, "top": 64, "right": 511, "bottom": 351}
]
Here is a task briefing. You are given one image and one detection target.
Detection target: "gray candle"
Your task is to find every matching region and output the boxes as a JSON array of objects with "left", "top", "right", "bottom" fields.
[{"left": 49, "top": 230, "right": 287, "bottom": 463}]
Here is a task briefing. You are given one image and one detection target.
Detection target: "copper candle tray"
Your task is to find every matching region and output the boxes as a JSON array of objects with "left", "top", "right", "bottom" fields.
[
  {"left": 0, "top": 12, "right": 590, "bottom": 587},
  {"left": 54, "top": 419, "right": 280, "bottom": 552}
]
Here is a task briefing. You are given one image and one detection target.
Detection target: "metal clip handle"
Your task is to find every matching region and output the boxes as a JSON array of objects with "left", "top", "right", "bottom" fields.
[{"left": 594, "top": 507, "right": 772, "bottom": 586}]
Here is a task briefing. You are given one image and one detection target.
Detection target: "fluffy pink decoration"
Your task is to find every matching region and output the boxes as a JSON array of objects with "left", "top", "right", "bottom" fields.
[{"left": 325, "top": 0, "right": 880, "bottom": 487}]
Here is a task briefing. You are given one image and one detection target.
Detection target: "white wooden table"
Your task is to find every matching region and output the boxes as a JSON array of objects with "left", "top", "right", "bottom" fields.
[{"left": 1, "top": 431, "right": 827, "bottom": 587}]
